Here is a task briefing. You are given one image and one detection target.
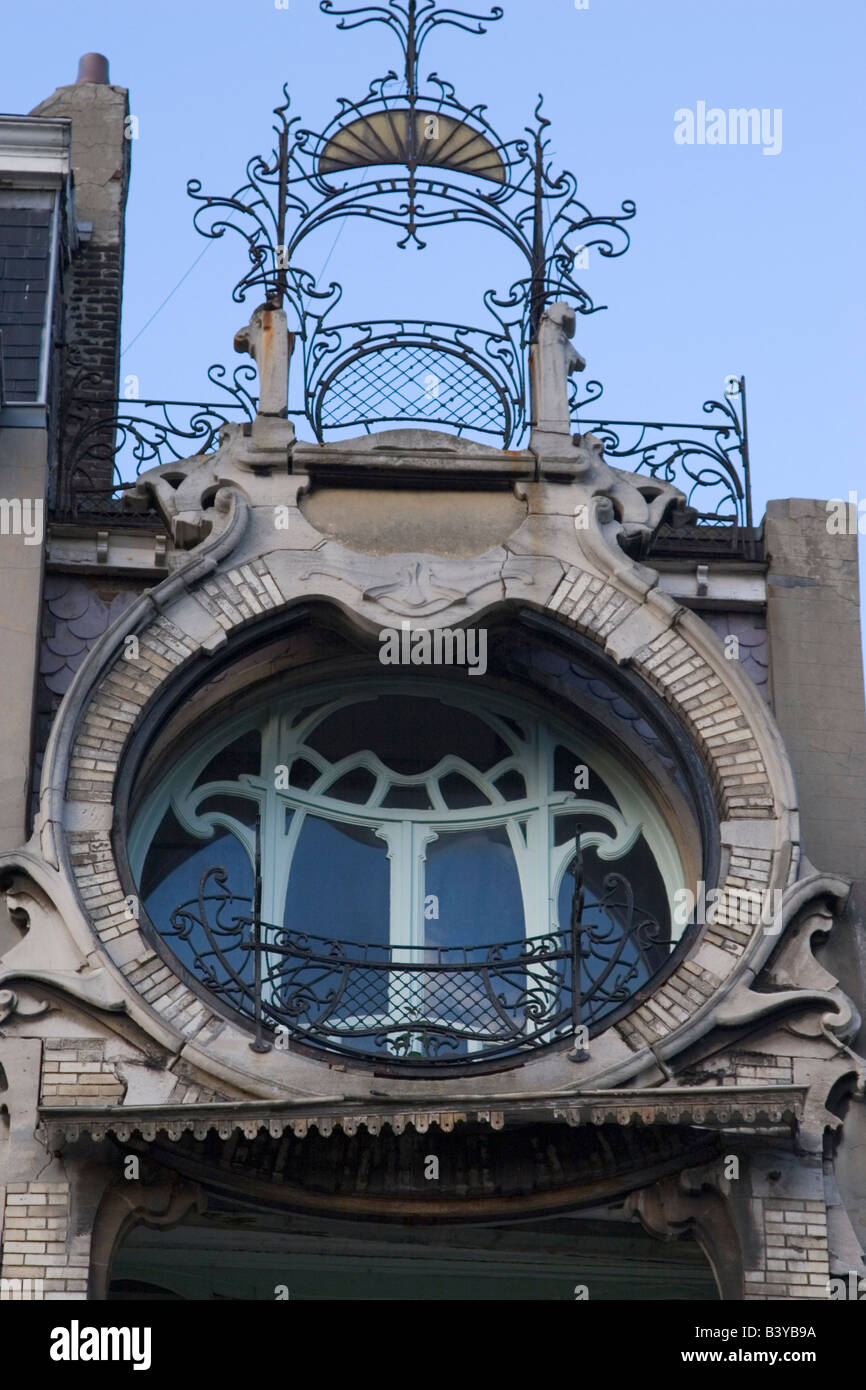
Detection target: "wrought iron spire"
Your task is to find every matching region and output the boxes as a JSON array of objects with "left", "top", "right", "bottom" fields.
[
  {"left": 58, "top": 0, "right": 753, "bottom": 537},
  {"left": 182, "top": 0, "right": 636, "bottom": 447},
  {"left": 320, "top": 0, "right": 504, "bottom": 95}
]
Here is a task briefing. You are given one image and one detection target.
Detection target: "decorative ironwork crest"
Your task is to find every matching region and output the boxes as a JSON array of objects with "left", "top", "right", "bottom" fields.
[
  {"left": 56, "top": 0, "right": 754, "bottom": 533},
  {"left": 184, "top": 0, "right": 634, "bottom": 445}
]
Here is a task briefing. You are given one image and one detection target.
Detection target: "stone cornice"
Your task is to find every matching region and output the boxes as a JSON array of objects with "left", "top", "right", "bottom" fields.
[
  {"left": 39, "top": 1084, "right": 805, "bottom": 1146},
  {"left": 0, "top": 114, "right": 71, "bottom": 183}
]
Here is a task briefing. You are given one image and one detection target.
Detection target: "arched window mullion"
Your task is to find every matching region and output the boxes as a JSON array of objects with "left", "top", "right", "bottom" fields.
[
  {"left": 272, "top": 785, "right": 535, "bottom": 828},
  {"left": 269, "top": 803, "right": 308, "bottom": 932},
  {"left": 504, "top": 812, "right": 534, "bottom": 932},
  {"left": 314, "top": 749, "right": 395, "bottom": 806},
  {"left": 259, "top": 707, "right": 290, "bottom": 930},
  {"left": 282, "top": 694, "right": 367, "bottom": 748}
]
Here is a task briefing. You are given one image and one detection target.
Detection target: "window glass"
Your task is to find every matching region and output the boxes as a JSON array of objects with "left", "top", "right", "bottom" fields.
[
  {"left": 131, "top": 680, "right": 684, "bottom": 1061},
  {"left": 285, "top": 816, "right": 390, "bottom": 948},
  {"left": 425, "top": 826, "right": 524, "bottom": 949}
]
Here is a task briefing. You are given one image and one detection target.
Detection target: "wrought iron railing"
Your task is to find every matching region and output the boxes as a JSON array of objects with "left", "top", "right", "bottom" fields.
[
  {"left": 57, "top": 365, "right": 752, "bottom": 531},
  {"left": 156, "top": 833, "right": 672, "bottom": 1065},
  {"left": 55, "top": 358, "right": 259, "bottom": 510},
  {"left": 575, "top": 376, "right": 753, "bottom": 531}
]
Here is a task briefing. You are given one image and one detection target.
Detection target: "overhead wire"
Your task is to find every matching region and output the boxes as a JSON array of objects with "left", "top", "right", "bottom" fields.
[{"left": 120, "top": 240, "right": 214, "bottom": 359}]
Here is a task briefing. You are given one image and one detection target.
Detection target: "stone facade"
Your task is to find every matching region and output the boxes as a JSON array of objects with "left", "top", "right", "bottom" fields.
[
  {"left": 2, "top": 342, "right": 864, "bottom": 1295},
  {"left": 1, "top": 50, "right": 865, "bottom": 1306}
]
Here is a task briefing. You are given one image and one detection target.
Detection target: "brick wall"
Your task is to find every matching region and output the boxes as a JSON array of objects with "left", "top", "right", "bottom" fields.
[
  {"left": 40, "top": 1039, "right": 125, "bottom": 1105},
  {"left": 1, "top": 1183, "right": 90, "bottom": 1300},
  {"left": 745, "top": 1199, "right": 830, "bottom": 1299}
]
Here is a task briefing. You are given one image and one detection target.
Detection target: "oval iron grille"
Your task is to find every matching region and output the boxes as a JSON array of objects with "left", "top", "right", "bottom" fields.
[{"left": 313, "top": 342, "right": 513, "bottom": 441}]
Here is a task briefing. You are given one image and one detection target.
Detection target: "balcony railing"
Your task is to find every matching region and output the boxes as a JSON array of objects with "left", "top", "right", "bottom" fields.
[
  {"left": 56, "top": 353, "right": 753, "bottom": 536},
  {"left": 156, "top": 835, "right": 673, "bottom": 1066}
]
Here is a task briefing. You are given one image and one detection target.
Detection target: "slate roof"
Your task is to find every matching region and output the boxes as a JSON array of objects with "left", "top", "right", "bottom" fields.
[{"left": 0, "top": 205, "right": 52, "bottom": 401}]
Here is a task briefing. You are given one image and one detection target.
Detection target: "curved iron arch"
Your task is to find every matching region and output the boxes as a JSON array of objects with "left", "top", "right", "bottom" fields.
[{"left": 309, "top": 326, "right": 519, "bottom": 441}]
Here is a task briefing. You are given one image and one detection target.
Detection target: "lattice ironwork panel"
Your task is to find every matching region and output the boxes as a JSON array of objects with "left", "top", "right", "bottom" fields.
[{"left": 316, "top": 344, "right": 511, "bottom": 438}]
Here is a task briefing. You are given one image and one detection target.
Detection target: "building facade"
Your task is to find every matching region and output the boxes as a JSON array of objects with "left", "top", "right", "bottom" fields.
[{"left": 1, "top": 4, "right": 866, "bottom": 1302}]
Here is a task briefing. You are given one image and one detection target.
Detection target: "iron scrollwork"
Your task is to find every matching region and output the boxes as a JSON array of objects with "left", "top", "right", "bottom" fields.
[
  {"left": 56, "top": 0, "right": 754, "bottom": 528},
  {"left": 57, "top": 355, "right": 259, "bottom": 505},
  {"left": 160, "top": 834, "right": 672, "bottom": 1066},
  {"left": 576, "top": 377, "right": 753, "bottom": 531}
]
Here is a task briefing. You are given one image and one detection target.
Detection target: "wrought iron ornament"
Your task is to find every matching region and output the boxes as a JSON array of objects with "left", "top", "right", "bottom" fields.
[
  {"left": 162, "top": 831, "right": 671, "bottom": 1066},
  {"left": 579, "top": 376, "right": 753, "bottom": 529},
  {"left": 57, "top": 0, "right": 753, "bottom": 530},
  {"left": 183, "top": 0, "right": 633, "bottom": 445},
  {"left": 57, "top": 353, "right": 257, "bottom": 509}
]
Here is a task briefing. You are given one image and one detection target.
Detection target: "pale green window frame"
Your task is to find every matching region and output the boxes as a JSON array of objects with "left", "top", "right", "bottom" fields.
[{"left": 129, "top": 678, "right": 686, "bottom": 955}]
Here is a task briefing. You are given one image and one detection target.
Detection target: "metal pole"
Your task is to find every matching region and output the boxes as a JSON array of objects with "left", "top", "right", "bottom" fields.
[
  {"left": 405, "top": 0, "right": 418, "bottom": 94},
  {"left": 738, "top": 374, "right": 754, "bottom": 542},
  {"left": 529, "top": 130, "right": 546, "bottom": 339},
  {"left": 569, "top": 829, "right": 589, "bottom": 1059},
  {"left": 250, "top": 816, "right": 270, "bottom": 1053},
  {"left": 275, "top": 124, "right": 289, "bottom": 308}
]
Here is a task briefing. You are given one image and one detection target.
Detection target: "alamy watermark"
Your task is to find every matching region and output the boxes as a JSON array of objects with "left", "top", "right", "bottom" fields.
[
  {"left": 0, "top": 498, "right": 43, "bottom": 545},
  {"left": 827, "top": 1269, "right": 866, "bottom": 1299},
  {"left": 1, "top": 1276, "right": 44, "bottom": 1300},
  {"left": 49, "top": 1321, "right": 151, "bottom": 1371},
  {"left": 674, "top": 103, "right": 782, "bottom": 156},
  {"left": 378, "top": 620, "right": 487, "bottom": 676},
  {"left": 826, "top": 493, "right": 866, "bottom": 535},
  {"left": 674, "top": 881, "right": 784, "bottom": 935}
]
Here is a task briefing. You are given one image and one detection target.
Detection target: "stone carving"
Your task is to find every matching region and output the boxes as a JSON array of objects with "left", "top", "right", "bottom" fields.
[
  {"left": 0, "top": 988, "right": 49, "bottom": 1025},
  {"left": 626, "top": 1160, "right": 745, "bottom": 1300},
  {"left": 88, "top": 1177, "right": 205, "bottom": 1300},
  {"left": 362, "top": 559, "right": 472, "bottom": 612},
  {"left": 0, "top": 873, "right": 128, "bottom": 1019},
  {"left": 233, "top": 302, "right": 296, "bottom": 457},
  {"left": 360, "top": 556, "right": 535, "bottom": 615},
  {"left": 714, "top": 883, "right": 860, "bottom": 1043},
  {"left": 529, "top": 301, "right": 586, "bottom": 447}
]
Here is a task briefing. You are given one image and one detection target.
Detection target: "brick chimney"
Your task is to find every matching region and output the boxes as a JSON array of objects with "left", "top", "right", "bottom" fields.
[{"left": 31, "top": 55, "right": 131, "bottom": 504}]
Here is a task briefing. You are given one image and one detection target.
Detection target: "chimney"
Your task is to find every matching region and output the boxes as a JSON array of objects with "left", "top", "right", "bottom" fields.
[
  {"left": 76, "top": 53, "right": 111, "bottom": 84},
  {"left": 30, "top": 55, "right": 131, "bottom": 504}
]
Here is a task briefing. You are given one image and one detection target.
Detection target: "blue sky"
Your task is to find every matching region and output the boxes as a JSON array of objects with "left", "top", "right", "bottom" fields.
[{"left": 5, "top": 0, "right": 866, "bottom": 629}]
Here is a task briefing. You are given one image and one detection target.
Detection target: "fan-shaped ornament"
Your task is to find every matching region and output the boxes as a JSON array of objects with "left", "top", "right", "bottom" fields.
[{"left": 319, "top": 108, "right": 506, "bottom": 181}]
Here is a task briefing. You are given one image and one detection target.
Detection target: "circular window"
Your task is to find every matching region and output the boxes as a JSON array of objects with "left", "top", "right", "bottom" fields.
[{"left": 128, "top": 679, "right": 687, "bottom": 1064}]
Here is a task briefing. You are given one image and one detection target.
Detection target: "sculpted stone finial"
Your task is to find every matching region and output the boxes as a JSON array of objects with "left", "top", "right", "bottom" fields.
[
  {"left": 234, "top": 303, "right": 292, "bottom": 416},
  {"left": 234, "top": 303, "right": 296, "bottom": 452},
  {"left": 529, "top": 301, "right": 586, "bottom": 460}
]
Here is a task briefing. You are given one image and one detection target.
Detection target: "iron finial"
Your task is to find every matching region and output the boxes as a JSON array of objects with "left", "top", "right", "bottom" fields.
[{"left": 320, "top": 0, "right": 504, "bottom": 94}]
